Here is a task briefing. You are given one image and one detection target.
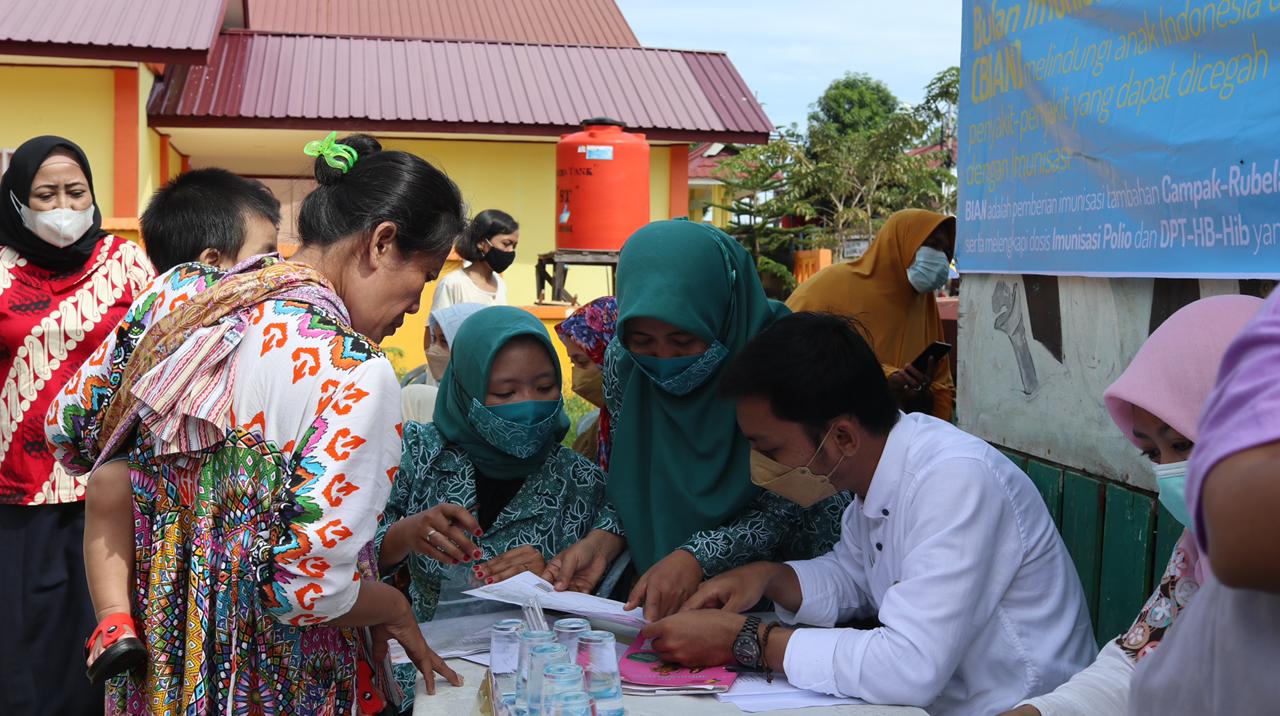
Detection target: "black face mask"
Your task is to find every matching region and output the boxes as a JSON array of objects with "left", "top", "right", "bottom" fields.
[{"left": 484, "top": 242, "right": 516, "bottom": 273}]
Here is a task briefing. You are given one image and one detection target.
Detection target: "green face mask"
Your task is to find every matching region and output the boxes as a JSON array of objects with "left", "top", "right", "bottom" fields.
[
  {"left": 1153, "top": 460, "right": 1192, "bottom": 529},
  {"left": 466, "top": 398, "right": 564, "bottom": 458},
  {"left": 628, "top": 340, "right": 729, "bottom": 396}
]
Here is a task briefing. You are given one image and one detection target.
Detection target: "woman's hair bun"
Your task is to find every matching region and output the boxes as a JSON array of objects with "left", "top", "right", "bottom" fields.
[{"left": 313, "top": 133, "right": 383, "bottom": 186}]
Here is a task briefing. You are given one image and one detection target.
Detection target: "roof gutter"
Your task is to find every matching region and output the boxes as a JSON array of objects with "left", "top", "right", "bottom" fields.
[
  {"left": 147, "top": 114, "right": 771, "bottom": 145},
  {"left": 0, "top": 40, "right": 213, "bottom": 65}
]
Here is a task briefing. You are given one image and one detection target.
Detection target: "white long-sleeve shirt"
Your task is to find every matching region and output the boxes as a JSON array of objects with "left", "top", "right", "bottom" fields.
[
  {"left": 776, "top": 413, "right": 1095, "bottom": 716},
  {"left": 1020, "top": 641, "right": 1132, "bottom": 715}
]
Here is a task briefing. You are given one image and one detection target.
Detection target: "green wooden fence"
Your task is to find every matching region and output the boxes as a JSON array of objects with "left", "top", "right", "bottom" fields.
[{"left": 999, "top": 450, "right": 1179, "bottom": 647}]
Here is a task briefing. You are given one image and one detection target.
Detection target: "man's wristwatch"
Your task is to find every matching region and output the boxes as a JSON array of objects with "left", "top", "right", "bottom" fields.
[{"left": 732, "top": 615, "right": 764, "bottom": 670}]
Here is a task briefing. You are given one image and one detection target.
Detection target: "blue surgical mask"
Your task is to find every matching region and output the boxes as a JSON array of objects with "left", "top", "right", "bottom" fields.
[
  {"left": 1153, "top": 460, "right": 1191, "bottom": 528},
  {"left": 907, "top": 246, "right": 950, "bottom": 294},
  {"left": 467, "top": 398, "right": 563, "bottom": 458},
  {"left": 631, "top": 341, "right": 729, "bottom": 396}
]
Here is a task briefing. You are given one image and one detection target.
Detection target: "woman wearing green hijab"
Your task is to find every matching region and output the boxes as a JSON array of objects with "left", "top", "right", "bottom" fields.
[
  {"left": 545, "top": 220, "right": 844, "bottom": 620},
  {"left": 376, "top": 306, "right": 621, "bottom": 710}
]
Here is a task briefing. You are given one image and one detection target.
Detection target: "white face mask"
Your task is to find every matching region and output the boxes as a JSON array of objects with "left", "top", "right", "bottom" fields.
[
  {"left": 10, "top": 191, "right": 95, "bottom": 248},
  {"left": 906, "top": 246, "right": 951, "bottom": 294}
]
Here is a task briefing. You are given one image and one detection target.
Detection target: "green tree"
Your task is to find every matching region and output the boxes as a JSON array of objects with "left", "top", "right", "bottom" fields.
[
  {"left": 793, "top": 68, "right": 959, "bottom": 238},
  {"left": 915, "top": 66, "right": 960, "bottom": 167},
  {"left": 711, "top": 138, "right": 808, "bottom": 294},
  {"left": 796, "top": 109, "right": 933, "bottom": 238},
  {"left": 808, "top": 73, "right": 899, "bottom": 140}
]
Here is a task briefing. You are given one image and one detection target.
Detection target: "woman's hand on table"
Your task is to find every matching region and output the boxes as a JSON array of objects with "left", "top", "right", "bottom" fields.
[
  {"left": 386, "top": 503, "right": 483, "bottom": 567},
  {"left": 997, "top": 706, "right": 1042, "bottom": 716},
  {"left": 543, "top": 529, "right": 626, "bottom": 593},
  {"left": 476, "top": 545, "right": 546, "bottom": 584},
  {"left": 371, "top": 591, "right": 463, "bottom": 695},
  {"left": 625, "top": 549, "right": 703, "bottom": 621},
  {"left": 640, "top": 610, "right": 744, "bottom": 667}
]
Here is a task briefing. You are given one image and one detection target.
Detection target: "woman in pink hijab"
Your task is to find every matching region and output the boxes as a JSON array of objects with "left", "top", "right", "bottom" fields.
[{"left": 1001, "top": 294, "right": 1263, "bottom": 716}]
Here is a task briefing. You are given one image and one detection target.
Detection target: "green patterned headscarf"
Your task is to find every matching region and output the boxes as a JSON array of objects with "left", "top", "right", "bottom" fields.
[
  {"left": 433, "top": 306, "right": 570, "bottom": 480},
  {"left": 605, "top": 220, "right": 790, "bottom": 571}
]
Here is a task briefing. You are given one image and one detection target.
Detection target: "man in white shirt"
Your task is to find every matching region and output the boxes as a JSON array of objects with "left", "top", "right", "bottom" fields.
[{"left": 640, "top": 312, "right": 1094, "bottom": 716}]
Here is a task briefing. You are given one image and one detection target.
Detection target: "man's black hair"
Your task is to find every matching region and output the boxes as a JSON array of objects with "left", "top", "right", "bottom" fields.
[
  {"left": 141, "top": 168, "right": 281, "bottom": 272},
  {"left": 721, "top": 312, "right": 899, "bottom": 443}
]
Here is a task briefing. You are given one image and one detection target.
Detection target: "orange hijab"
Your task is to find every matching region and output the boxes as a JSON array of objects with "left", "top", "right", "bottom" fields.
[{"left": 787, "top": 209, "right": 954, "bottom": 419}]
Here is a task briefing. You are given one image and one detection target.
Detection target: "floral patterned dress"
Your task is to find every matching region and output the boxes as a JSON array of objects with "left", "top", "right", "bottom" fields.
[
  {"left": 1117, "top": 530, "right": 1203, "bottom": 661},
  {"left": 47, "top": 262, "right": 403, "bottom": 715},
  {"left": 376, "top": 420, "right": 621, "bottom": 706}
]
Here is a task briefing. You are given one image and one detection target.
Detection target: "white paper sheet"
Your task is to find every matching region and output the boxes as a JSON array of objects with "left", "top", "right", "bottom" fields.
[
  {"left": 716, "top": 672, "right": 864, "bottom": 712},
  {"left": 463, "top": 571, "right": 649, "bottom": 629}
]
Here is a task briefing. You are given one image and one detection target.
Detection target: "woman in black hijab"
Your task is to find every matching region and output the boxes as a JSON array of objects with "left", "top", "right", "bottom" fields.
[
  {"left": 1, "top": 135, "right": 109, "bottom": 271},
  {"left": 0, "top": 135, "right": 153, "bottom": 715}
]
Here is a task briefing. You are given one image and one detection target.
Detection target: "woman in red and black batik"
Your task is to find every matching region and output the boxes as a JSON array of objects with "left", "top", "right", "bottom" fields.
[{"left": 0, "top": 135, "right": 153, "bottom": 715}]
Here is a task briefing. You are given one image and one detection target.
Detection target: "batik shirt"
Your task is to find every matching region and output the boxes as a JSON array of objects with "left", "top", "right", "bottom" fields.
[
  {"left": 681, "top": 490, "right": 853, "bottom": 576},
  {"left": 0, "top": 235, "right": 152, "bottom": 504},
  {"left": 377, "top": 421, "right": 622, "bottom": 707},
  {"left": 47, "top": 262, "right": 402, "bottom": 715}
]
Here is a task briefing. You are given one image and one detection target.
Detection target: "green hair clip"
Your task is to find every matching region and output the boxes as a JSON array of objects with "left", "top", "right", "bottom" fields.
[{"left": 303, "top": 131, "right": 359, "bottom": 173}]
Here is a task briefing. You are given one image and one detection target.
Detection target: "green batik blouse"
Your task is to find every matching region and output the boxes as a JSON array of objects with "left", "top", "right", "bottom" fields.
[
  {"left": 678, "top": 489, "right": 852, "bottom": 577},
  {"left": 376, "top": 421, "right": 622, "bottom": 709},
  {"left": 377, "top": 421, "right": 622, "bottom": 621}
]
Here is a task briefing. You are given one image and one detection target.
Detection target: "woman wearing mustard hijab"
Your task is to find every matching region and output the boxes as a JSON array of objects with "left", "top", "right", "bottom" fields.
[
  {"left": 545, "top": 220, "right": 848, "bottom": 621},
  {"left": 787, "top": 209, "right": 956, "bottom": 420}
]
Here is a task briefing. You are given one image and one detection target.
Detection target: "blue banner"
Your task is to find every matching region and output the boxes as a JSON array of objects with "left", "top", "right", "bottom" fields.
[{"left": 958, "top": 0, "right": 1280, "bottom": 277}]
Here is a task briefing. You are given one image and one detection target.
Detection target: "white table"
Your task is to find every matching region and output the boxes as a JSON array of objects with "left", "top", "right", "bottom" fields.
[
  {"left": 405, "top": 613, "right": 925, "bottom": 716},
  {"left": 411, "top": 658, "right": 927, "bottom": 716}
]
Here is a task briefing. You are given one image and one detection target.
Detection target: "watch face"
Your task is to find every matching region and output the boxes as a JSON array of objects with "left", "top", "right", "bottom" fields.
[{"left": 733, "top": 635, "right": 760, "bottom": 666}]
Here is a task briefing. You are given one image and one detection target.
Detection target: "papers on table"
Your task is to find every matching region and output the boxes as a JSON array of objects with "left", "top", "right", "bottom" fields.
[
  {"left": 464, "top": 571, "right": 649, "bottom": 629},
  {"left": 388, "top": 609, "right": 524, "bottom": 665},
  {"left": 715, "top": 672, "right": 864, "bottom": 713}
]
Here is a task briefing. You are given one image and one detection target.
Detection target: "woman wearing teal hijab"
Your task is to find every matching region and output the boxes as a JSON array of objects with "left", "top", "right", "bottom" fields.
[
  {"left": 546, "top": 220, "right": 843, "bottom": 620},
  {"left": 376, "top": 306, "right": 621, "bottom": 710}
]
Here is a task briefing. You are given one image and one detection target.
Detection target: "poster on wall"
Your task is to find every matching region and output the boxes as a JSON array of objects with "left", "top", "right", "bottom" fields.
[{"left": 958, "top": 1, "right": 1280, "bottom": 277}]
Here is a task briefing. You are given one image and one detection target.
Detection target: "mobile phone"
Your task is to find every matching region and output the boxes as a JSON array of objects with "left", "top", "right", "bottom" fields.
[{"left": 910, "top": 341, "right": 952, "bottom": 374}]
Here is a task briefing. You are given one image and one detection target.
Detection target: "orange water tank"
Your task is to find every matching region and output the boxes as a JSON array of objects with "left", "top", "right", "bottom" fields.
[{"left": 555, "top": 118, "right": 650, "bottom": 251}]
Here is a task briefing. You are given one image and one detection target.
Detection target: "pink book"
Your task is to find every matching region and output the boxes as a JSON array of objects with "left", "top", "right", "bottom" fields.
[{"left": 618, "top": 638, "right": 738, "bottom": 693}]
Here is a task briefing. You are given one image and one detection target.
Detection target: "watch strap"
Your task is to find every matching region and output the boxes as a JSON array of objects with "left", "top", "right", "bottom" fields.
[{"left": 735, "top": 615, "right": 763, "bottom": 669}]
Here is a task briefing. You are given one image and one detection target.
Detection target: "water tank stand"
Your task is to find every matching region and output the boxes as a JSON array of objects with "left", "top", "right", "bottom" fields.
[{"left": 535, "top": 250, "right": 619, "bottom": 305}]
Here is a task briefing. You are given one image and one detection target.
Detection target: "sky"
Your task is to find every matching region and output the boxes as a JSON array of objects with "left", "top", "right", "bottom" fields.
[{"left": 616, "top": 0, "right": 963, "bottom": 132}]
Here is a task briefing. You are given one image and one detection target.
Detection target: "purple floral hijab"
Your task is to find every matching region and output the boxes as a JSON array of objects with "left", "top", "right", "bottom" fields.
[{"left": 556, "top": 296, "right": 617, "bottom": 470}]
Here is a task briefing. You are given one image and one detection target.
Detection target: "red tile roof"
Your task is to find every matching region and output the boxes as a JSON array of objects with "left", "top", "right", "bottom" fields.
[
  {"left": 148, "top": 32, "right": 774, "bottom": 143},
  {"left": 0, "top": 0, "right": 225, "bottom": 63},
  {"left": 246, "top": 0, "right": 639, "bottom": 47},
  {"left": 907, "top": 137, "right": 958, "bottom": 168},
  {"left": 688, "top": 142, "right": 741, "bottom": 180}
]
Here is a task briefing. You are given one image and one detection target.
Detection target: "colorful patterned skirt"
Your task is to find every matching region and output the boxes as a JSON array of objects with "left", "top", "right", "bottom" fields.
[{"left": 110, "top": 432, "right": 361, "bottom": 715}]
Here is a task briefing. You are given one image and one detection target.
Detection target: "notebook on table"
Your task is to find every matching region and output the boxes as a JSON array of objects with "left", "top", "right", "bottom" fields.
[{"left": 617, "top": 638, "right": 737, "bottom": 695}]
